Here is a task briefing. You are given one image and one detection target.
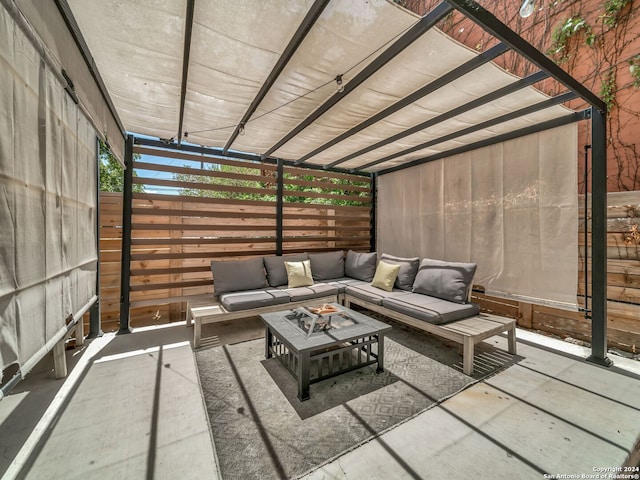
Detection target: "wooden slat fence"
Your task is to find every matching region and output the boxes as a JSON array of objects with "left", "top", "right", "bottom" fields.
[
  {"left": 94, "top": 146, "right": 372, "bottom": 330},
  {"left": 96, "top": 155, "right": 640, "bottom": 353}
]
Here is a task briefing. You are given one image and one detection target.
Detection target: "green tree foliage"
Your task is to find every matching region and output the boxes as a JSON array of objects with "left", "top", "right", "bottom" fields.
[
  {"left": 175, "top": 164, "right": 276, "bottom": 201},
  {"left": 99, "top": 140, "right": 144, "bottom": 193},
  {"left": 282, "top": 173, "right": 370, "bottom": 206},
  {"left": 174, "top": 163, "right": 369, "bottom": 206}
]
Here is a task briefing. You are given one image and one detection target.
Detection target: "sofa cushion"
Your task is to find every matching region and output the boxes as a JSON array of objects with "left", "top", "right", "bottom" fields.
[
  {"left": 346, "top": 283, "right": 410, "bottom": 306},
  {"left": 380, "top": 253, "right": 420, "bottom": 291},
  {"left": 309, "top": 250, "right": 344, "bottom": 281},
  {"left": 278, "top": 283, "right": 339, "bottom": 302},
  {"left": 382, "top": 293, "right": 479, "bottom": 325},
  {"left": 344, "top": 250, "right": 377, "bottom": 282},
  {"left": 219, "top": 288, "right": 290, "bottom": 312},
  {"left": 325, "top": 277, "right": 369, "bottom": 293},
  {"left": 284, "top": 260, "right": 314, "bottom": 288},
  {"left": 371, "top": 261, "right": 401, "bottom": 292},
  {"left": 263, "top": 253, "right": 309, "bottom": 287},
  {"left": 211, "top": 257, "right": 267, "bottom": 296},
  {"left": 412, "top": 258, "right": 477, "bottom": 304}
]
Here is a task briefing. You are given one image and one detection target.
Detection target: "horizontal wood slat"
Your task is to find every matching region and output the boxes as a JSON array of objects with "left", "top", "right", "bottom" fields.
[
  {"left": 134, "top": 161, "right": 275, "bottom": 183},
  {"left": 133, "top": 177, "right": 277, "bottom": 196},
  {"left": 133, "top": 146, "right": 277, "bottom": 172}
]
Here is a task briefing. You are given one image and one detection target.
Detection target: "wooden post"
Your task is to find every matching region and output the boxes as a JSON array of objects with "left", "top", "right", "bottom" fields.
[{"left": 517, "top": 302, "right": 533, "bottom": 329}]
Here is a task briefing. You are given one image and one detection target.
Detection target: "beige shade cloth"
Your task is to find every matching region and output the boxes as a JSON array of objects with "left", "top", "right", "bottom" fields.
[
  {"left": 1, "top": 3, "right": 98, "bottom": 377},
  {"left": 377, "top": 124, "right": 579, "bottom": 309},
  {"left": 65, "top": 0, "right": 577, "bottom": 171}
]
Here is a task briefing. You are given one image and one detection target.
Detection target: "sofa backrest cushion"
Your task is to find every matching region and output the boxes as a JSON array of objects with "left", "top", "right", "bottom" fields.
[
  {"left": 344, "top": 250, "right": 377, "bottom": 282},
  {"left": 380, "top": 253, "right": 420, "bottom": 291},
  {"left": 210, "top": 257, "right": 267, "bottom": 296},
  {"left": 412, "top": 258, "right": 477, "bottom": 304},
  {"left": 309, "top": 250, "right": 344, "bottom": 281},
  {"left": 263, "top": 253, "right": 309, "bottom": 287},
  {"left": 284, "top": 260, "right": 314, "bottom": 288}
]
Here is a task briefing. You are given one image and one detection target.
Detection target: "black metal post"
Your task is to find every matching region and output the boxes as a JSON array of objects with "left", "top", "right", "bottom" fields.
[
  {"left": 581, "top": 144, "right": 591, "bottom": 320},
  {"left": 369, "top": 172, "right": 377, "bottom": 253},
  {"left": 118, "top": 134, "right": 134, "bottom": 334},
  {"left": 88, "top": 137, "right": 103, "bottom": 338},
  {"left": 276, "top": 159, "right": 284, "bottom": 256},
  {"left": 587, "top": 108, "right": 611, "bottom": 366}
]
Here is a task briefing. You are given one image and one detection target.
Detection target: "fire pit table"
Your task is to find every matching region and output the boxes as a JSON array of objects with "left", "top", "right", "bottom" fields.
[{"left": 261, "top": 303, "right": 391, "bottom": 401}]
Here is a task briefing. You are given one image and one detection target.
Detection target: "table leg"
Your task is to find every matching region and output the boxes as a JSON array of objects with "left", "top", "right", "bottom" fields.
[
  {"left": 376, "top": 334, "right": 385, "bottom": 374},
  {"left": 463, "top": 336, "right": 474, "bottom": 376},
  {"left": 507, "top": 326, "right": 517, "bottom": 355},
  {"left": 265, "top": 327, "right": 273, "bottom": 359},
  {"left": 194, "top": 318, "right": 201, "bottom": 349},
  {"left": 298, "top": 352, "right": 310, "bottom": 401}
]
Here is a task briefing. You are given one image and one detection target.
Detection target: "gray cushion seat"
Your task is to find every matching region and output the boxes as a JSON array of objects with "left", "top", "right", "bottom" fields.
[
  {"left": 324, "top": 277, "right": 368, "bottom": 293},
  {"left": 277, "top": 283, "right": 339, "bottom": 302},
  {"left": 345, "top": 283, "right": 410, "bottom": 305},
  {"left": 382, "top": 293, "right": 479, "bottom": 325},
  {"left": 219, "top": 288, "right": 290, "bottom": 312}
]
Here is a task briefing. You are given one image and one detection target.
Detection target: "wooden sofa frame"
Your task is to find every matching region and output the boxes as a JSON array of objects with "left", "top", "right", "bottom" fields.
[
  {"left": 186, "top": 291, "right": 516, "bottom": 375},
  {"left": 343, "top": 295, "right": 516, "bottom": 375}
]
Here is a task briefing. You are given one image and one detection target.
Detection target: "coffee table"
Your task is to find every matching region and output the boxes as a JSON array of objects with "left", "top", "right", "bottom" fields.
[{"left": 261, "top": 303, "right": 391, "bottom": 401}]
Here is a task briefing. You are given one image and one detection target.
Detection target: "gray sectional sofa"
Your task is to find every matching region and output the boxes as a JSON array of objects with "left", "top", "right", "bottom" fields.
[
  {"left": 190, "top": 249, "right": 516, "bottom": 374},
  {"left": 209, "top": 250, "right": 480, "bottom": 325}
]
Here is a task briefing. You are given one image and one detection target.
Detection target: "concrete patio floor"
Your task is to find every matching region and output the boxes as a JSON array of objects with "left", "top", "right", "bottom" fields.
[{"left": 1, "top": 317, "right": 639, "bottom": 480}]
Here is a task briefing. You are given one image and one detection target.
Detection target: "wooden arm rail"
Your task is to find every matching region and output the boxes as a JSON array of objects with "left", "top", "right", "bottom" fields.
[
  {"left": 186, "top": 294, "right": 339, "bottom": 348},
  {"left": 344, "top": 295, "right": 516, "bottom": 376}
]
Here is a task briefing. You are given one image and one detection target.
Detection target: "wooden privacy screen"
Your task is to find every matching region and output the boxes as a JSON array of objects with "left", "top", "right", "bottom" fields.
[
  {"left": 114, "top": 146, "right": 372, "bottom": 326},
  {"left": 99, "top": 157, "right": 639, "bottom": 351}
]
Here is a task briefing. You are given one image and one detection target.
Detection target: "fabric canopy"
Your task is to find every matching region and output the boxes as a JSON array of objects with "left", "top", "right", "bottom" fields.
[{"left": 65, "top": 0, "right": 579, "bottom": 172}]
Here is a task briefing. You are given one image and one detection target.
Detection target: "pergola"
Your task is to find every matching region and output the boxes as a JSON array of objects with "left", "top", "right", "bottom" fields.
[{"left": 0, "top": 0, "right": 611, "bottom": 396}]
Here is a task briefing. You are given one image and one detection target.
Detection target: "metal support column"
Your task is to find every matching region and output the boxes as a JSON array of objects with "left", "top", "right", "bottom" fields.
[
  {"left": 586, "top": 107, "right": 612, "bottom": 366},
  {"left": 88, "top": 137, "right": 103, "bottom": 338},
  {"left": 276, "top": 159, "right": 284, "bottom": 256},
  {"left": 118, "top": 134, "right": 134, "bottom": 334},
  {"left": 369, "top": 172, "right": 377, "bottom": 253}
]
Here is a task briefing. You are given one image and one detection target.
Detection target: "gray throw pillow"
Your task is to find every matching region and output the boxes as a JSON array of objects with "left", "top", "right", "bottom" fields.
[
  {"left": 263, "top": 253, "right": 309, "bottom": 287},
  {"left": 412, "top": 258, "right": 477, "bottom": 304},
  {"left": 210, "top": 257, "right": 267, "bottom": 296},
  {"left": 345, "top": 250, "right": 377, "bottom": 282},
  {"left": 380, "top": 253, "right": 419, "bottom": 291},
  {"left": 308, "top": 250, "right": 344, "bottom": 281}
]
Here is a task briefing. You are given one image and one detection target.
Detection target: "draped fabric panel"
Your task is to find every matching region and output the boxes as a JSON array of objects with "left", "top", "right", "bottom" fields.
[
  {"left": 377, "top": 124, "right": 578, "bottom": 308},
  {"left": 0, "top": 4, "right": 98, "bottom": 379}
]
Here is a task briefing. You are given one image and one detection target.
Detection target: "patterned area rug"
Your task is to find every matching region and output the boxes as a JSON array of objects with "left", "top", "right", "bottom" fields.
[{"left": 195, "top": 318, "right": 515, "bottom": 480}]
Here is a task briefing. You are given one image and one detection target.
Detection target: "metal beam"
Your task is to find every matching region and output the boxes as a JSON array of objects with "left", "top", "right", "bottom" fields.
[
  {"left": 370, "top": 172, "right": 377, "bottom": 253},
  {"left": 223, "top": 0, "right": 330, "bottom": 153},
  {"left": 376, "top": 110, "right": 588, "bottom": 176},
  {"left": 358, "top": 91, "right": 576, "bottom": 171},
  {"left": 54, "top": 0, "right": 127, "bottom": 136},
  {"left": 134, "top": 137, "right": 369, "bottom": 177},
  {"left": 328, "top": 70, "right": 548, "bottom": 169},
  {"left": 297, "top": 42, "right": 510, "bottom": 166},
  {"left": 276, "top": 159, "right": 284, "bottom": 255},
  {"left": 261, "top": 1, "right": 454, "bottom": 159},
  {"left": 88, "top": 138, "right": 103, "bottom": 338},
  {"left": 177, "top": 0, "right": 195, "bottom": 143},
  {"left": 118, "top": 135, "right": 134, "bottom": 335},
  {"left": 586, "top": 107, "right": 612, "bottom": 367},
  {"left": 444, "top": 0, "right": 606, "bottom": 111}
]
